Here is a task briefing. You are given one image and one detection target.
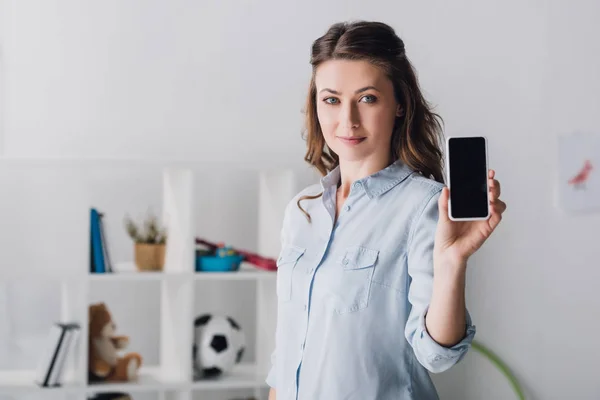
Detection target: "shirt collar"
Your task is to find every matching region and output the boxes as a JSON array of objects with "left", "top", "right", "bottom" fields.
[{"left": 319, "top": 159, "right": 414, "bottom": 199}]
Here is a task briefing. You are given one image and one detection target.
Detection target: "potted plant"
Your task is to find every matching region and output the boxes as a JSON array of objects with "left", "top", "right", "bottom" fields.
[{"left": 124, "top": 211, "right": 167, "bottom": 272}]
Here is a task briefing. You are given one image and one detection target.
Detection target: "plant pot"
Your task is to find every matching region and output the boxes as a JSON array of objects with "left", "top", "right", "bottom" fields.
[{"left": 135, "top": 243, "right": 165, "bottom": 272}]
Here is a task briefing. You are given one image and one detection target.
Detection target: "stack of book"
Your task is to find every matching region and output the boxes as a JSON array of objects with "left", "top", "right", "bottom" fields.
[
  {"left": 34, "top": 322, "right": 81, "bottom": 387},
  {"left": 90, "top": 208, "right": 113, "bottom": 273}
]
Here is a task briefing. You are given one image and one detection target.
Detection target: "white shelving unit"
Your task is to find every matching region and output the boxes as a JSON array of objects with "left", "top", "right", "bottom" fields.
[
  {"left": 0, "top": 269, "right": 275, "bottom": 399},
  {"left": 0, "top": 165, "right": 286, "bottom": 400}
]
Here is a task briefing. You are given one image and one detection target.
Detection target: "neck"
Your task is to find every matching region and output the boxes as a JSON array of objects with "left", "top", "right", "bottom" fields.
[{"left": 337, "top": 156, "right": 392, "bottom": 197}]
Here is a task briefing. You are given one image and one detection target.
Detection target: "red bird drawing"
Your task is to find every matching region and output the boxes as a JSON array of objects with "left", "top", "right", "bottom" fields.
[{"left": 568, "top": 159, "right": 593, "bottom": 189}]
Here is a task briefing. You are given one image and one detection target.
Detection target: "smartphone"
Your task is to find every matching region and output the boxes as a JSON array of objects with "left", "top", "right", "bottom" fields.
[{"left": 446, "top": 136, "right": 490, "bottom": 221}]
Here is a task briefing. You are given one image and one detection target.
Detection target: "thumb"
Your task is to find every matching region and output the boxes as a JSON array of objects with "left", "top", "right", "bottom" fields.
[{"left": 438, "top": 187, "right": 450, "bottom": 222}]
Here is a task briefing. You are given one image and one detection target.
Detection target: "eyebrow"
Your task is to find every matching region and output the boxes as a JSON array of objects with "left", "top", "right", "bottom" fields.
[{"left": 319, "top": 86, "right": 380, "bottom": 95}]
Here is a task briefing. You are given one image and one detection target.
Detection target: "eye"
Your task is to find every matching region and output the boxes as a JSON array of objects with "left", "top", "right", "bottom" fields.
[
  {"left": 323, "top": 97, "right": 339, "bottom": 105},
  {"left": 360, "top": 95, "right": 377, "bottom": 103}
]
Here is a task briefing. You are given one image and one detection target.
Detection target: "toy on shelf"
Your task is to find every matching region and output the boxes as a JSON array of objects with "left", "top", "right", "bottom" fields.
[
  {"left": 195, "top": 242, "right": 245, "bottom": 272},
  {"left": 195, "top": 238, "right": 277, "bottom": 272},
  {"left": 193, "top": 313, "right": 246, "bottom": 380},
  {"left": 88, "top": 303, "right": 143, "bottom": 383}
]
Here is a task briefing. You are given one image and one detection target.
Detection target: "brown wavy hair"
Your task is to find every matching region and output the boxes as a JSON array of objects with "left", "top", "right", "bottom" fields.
[{"left": 298, "top": 20, "right": 445, "bottom": 222}]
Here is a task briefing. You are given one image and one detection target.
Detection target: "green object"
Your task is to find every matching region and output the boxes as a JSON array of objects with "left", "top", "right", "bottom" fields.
[{"left": 471, "top": 340, "right": 526, "bottom": 400}]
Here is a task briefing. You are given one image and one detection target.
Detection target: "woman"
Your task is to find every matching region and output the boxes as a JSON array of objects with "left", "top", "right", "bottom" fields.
[{"left": 267, "top": 20, "right": 507, "bottom": 400}]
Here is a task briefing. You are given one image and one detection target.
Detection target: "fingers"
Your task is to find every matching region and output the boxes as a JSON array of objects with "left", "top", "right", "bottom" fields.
[
  {"left": 490, "top": 199, "right": 507, "bottom": 224},
  {"left": 486, "top": 170, "right": 507, "bottom": 230},
  {"left": 438, "top": 186, "right": 450, "bottom": 222},
  {"left": 488, "top": 199, "right": 506, "bottom": 229},
  {"left": 488, "top": 169, "right": 501, "bottom": 201},
  {"left": 492, "top": 199, "right": 507, "bottom": 214},
  {"left": 487, "top": 170, "right": 506, "bottom": 220},
  {"left": 488, "top": 208, "right": 502, "bottom": 230},
  {"left": 489, "top": 179, "right": 501, "bottom": 201}
]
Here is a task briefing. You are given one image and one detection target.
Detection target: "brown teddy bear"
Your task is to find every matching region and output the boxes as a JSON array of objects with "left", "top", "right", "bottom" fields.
[{"left": 88, "top": 302, "right": 143, "bottom": 383}]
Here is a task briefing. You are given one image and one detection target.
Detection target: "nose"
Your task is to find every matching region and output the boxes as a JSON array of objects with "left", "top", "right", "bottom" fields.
[{"left": 340, "top": 102, "right": 360, "bottom": 130}]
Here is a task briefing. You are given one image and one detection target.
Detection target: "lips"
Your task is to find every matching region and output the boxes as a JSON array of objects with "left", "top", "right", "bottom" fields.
[{"left": 338, "top": 137, "right": 366, "bottom": 145}]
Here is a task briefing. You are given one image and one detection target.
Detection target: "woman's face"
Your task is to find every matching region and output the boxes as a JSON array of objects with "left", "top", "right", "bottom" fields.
[{"left": 315, "top": 59, "right": 400, "bottom": 164}]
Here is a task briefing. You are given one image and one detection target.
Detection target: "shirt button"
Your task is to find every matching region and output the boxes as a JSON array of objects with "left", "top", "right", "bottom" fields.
[
  {"left": 343, "top": 258, "right": 349, "bottom": 265},
  {"left": 344, "top": 204, "right": 351, "bottom": 212},
  {"left": 353, "top": 181, "right": 362, "bottom": 190},
  {"left": 304, "top": 304, "right": 308, "bottom": 311}
]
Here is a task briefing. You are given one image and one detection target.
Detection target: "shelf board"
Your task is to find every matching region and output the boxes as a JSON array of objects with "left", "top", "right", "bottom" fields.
[
  {"left": 193, "top": 268, "right": 276, "bottom": 281},
  {"left": 86, "top": 366, "right": 186, "bottom": 393},
  {"left": 1, "top": 264, "right": 275, "bottom": 283},
  {"left": 0, "top": 364, "right": 268, "bottom": 394},
  {"left": 89, "top": 271, "right": 187, "bottom": 282},
  {"left": 190, "top": 363, "right": 268, "bottom": 390},
  {"left": 86, "top": 363, "right": 267, "bottom": 393},
  {"left": 90, "top": 262, "right": 275, "bottom": 282},
  {"left": 0, "top": 369, "right": 83, "bottom": 394}
]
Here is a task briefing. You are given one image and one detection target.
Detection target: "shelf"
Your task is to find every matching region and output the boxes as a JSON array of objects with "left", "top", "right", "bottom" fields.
[
  {"left": 0, "top": 165, "right": 281, "bottom": 398},
  {"left": 0, "top": 369, "right": 83, "bottom": 394},
  {"left": 190, "top": 363, "right": 268, "bottom": 391},
  {"left": 0, "top": 364, "right": 268, "bottom": 394},
  {"left": 89, "top": 271, "right": 188, "bottom": 282},
  {"left": 90, "top": 262, "right": 275, "bottom": 282},
  {"left": 86, "top": 363, "right": 268, "bottom": 393},
  {"left": 193, "top": 268, "right": 276, "bottom": 281},
  {"left": 86, "top": 366, "right": 186, "bottom": 394},
  {"left": 1, "top": 264, "right": 275, "bottom": 283}
]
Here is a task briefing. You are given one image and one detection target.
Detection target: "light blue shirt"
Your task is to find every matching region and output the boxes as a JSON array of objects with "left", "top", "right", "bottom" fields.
[{"left": 266, "top": 160, "right": 476, "bottom": 400}]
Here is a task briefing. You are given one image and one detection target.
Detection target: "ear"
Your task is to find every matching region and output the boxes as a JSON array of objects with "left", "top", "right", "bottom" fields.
[{"left": 396, "top": 105, "right": 404, "bottom": 118}]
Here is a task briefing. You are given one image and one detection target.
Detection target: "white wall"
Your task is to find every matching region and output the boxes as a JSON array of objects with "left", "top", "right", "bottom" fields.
[{"left": 1, "top": 0, "right": 600, "bottom": 399}]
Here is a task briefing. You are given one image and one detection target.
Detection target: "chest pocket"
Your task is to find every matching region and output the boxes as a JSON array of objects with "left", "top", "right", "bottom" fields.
[
  {"left": 333, "top": 246, "right": 379, "bottom": 314},
  {"left": 276, "top": 245, "right": 305, "bottom": 302}
]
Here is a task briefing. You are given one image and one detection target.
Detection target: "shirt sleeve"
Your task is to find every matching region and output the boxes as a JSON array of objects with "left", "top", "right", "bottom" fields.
[
  {"left": 266, "top": 349, "right": 277, "bottom": 388},
  {"left": 404, "top": 187, "right": 476, "bottom": 373}
]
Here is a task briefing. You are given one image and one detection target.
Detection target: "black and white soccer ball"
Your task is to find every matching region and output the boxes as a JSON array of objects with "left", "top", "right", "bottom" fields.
[{"left": 193, "top": 313, "right": 246, "bottom": 379}]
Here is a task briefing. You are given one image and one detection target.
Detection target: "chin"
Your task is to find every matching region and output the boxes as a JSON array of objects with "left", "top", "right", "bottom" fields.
[{"left": 332, "top": 148, "right": 371, "bottom": 163}]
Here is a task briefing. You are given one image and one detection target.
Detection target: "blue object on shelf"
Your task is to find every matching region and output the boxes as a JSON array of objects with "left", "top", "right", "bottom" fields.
[
  {"left": 90, "top": 208, "right": 106, "bottom": 274},
  {"left": 196, "top": 254, "right": 244, "bottom": 272}
]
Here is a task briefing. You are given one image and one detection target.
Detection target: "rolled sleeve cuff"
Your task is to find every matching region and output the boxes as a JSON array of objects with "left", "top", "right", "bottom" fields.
[
  {"left": 266, "top": 365, "right": 276, "bottom": 388},
  {"left": 414, "top": 306, "right": 476, "bottom": 373}
]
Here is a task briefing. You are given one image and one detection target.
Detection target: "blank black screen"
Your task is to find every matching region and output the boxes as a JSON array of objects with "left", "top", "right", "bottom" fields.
[{"left": 448, "top": 137, "right": 488, "bottom": 219}]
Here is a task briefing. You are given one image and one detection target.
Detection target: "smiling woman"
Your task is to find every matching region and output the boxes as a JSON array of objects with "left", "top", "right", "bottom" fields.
[
  {"left": 302, "top": 20, "right": 444, "bottom": 178},
  {"left": 297, "top": 21, "right": 447, "bottom": 225},
  {"left": 267, "top": 20, "right": 506, "bottom": 400}
]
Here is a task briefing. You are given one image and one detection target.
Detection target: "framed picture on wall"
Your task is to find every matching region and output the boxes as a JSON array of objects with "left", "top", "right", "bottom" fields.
[{"left": 557, "top": 131, "right": 600, "bottom": 213}]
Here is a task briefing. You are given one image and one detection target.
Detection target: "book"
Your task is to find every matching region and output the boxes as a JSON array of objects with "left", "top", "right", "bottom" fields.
[
  {"left": 90, "top": 208, "right": 107, "bottom": 273},
  {"left": 35, "top": 322, "right": 81, "bottom": 387},
  {"left": 48, "top": 323, "right": 81, "bottom": 386},
  {"left": 98, "top": 212, "right": 113, "bottom": 273}
]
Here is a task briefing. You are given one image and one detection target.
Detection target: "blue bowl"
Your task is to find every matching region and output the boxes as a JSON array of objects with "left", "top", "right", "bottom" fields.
[{"left": 196, "top": 254, "right": 244, "bottom": 272}]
